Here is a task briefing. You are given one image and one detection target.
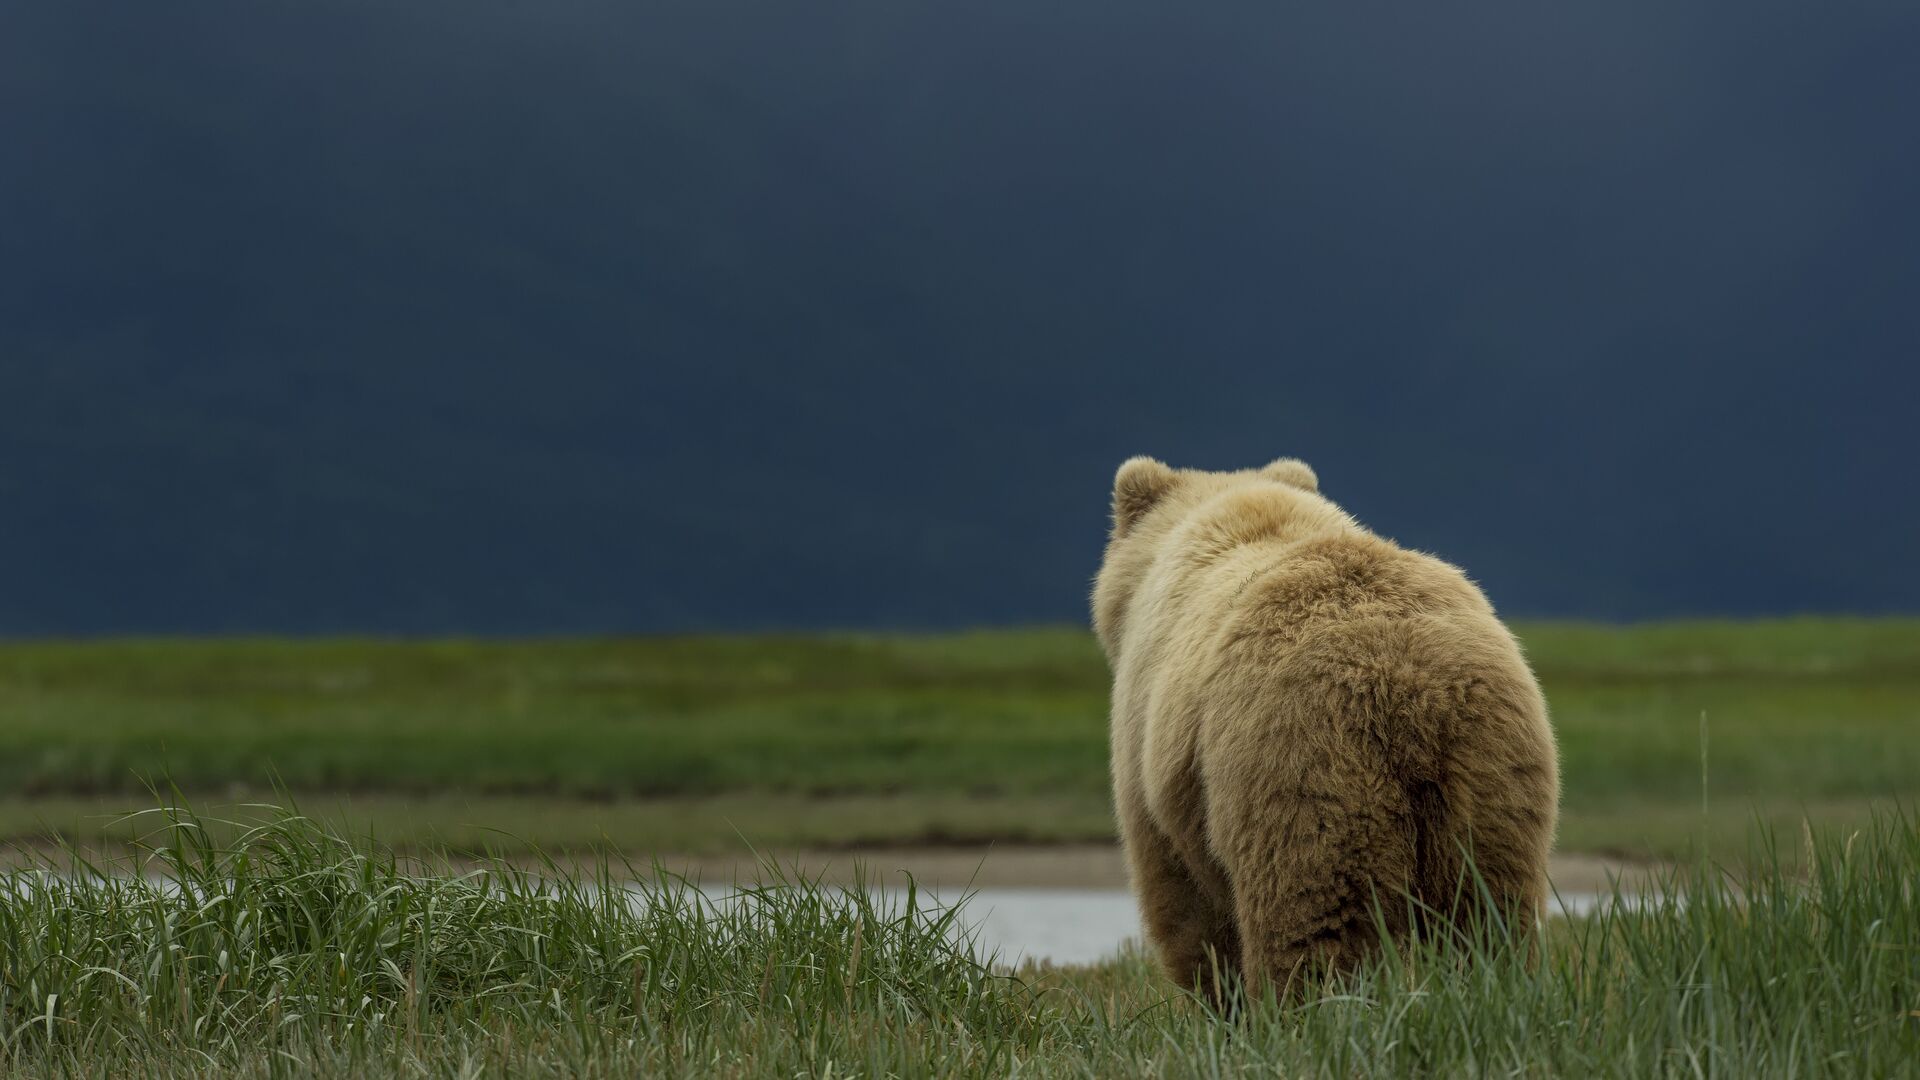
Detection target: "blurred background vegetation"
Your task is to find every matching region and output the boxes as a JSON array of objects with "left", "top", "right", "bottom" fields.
[{"left": 6, "top": 618, "right": 1913, "bottom": 860}]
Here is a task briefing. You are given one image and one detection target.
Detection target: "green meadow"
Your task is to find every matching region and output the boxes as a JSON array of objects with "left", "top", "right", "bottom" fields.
[
  {"left": 2, "top": 622, "right": 1917, "bottom": 1076},
  {"left": 1, "top": 619, "right": 1917, "bottom": 857},
  {"left": 1, "top": 803, "right": 1916, "bottom": 1077}
]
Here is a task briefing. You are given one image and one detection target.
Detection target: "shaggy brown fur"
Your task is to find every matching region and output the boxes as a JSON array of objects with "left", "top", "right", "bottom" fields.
[{"left": 1093, "top": 456, "right": 1559, "bottom": 1001}]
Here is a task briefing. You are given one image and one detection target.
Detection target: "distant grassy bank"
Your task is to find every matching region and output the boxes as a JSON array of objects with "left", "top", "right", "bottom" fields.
[{"left": 1, "top": 619, "right": 1916, "bottom": 857}]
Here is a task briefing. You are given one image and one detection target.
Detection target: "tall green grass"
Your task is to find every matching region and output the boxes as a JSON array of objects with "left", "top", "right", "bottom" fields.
[
  {"left": 3, "top": 802, "right": 1916, "bottom": 1077},
  {"left": 0, "top": 801, "right": 1042, "bottom": 1077}
]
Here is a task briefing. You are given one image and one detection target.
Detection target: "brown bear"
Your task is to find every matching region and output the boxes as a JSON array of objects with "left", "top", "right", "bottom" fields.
[{"left": 1092, "top": 456, "right": 1558, "bottom": 1001}]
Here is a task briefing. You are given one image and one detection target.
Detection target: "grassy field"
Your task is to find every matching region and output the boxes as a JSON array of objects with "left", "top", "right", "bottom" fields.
[
  {"left": 1, "top": 619, "right": 1917, "bottom": 858},
  {"left": 1, "top": 803, "right": 1915, "bottom": 1077}
]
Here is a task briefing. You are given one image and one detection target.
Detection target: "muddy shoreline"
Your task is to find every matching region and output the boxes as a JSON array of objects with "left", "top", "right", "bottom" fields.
[{"left": 639, "top": 845, "right": 1662, "bottom": 893}]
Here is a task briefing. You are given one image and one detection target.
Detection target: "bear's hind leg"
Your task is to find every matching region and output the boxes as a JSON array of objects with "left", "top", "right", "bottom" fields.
[
  {"left": 1121, "top": 805, "right": 1239, "bottom": 1006},
  {"left": 1211, "top": 764, "right": 1417, "bottom": 1001},
  {"left": 1419, "top": 752, "right": 1555, "bottom": 946}
]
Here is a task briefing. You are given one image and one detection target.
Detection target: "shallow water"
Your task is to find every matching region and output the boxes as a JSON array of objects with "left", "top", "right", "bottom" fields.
[
  {"left": 936, "top": 888, "right": 1145, "bottom": 967},
  {"left": 912, "top": 887, "right": 1620, "bottom": 966}
]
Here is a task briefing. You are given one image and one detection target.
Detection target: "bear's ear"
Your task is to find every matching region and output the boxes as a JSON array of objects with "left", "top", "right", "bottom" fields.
[
  {"left": 1261, "top": 457, "right": 1319, "bottom": 493},
  {"left": 1112, "top": 456, "right": 1177, "bottom": 536}
]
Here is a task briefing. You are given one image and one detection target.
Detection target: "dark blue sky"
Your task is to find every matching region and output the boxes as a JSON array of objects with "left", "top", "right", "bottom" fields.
[{"left": 3, "top": 0, "right": 1917, "bottom": 634}]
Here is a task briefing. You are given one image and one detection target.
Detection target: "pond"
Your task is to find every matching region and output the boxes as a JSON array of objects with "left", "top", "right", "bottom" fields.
[{"left": 864, "top": 887, "right": 1624, "bottom": 967}]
